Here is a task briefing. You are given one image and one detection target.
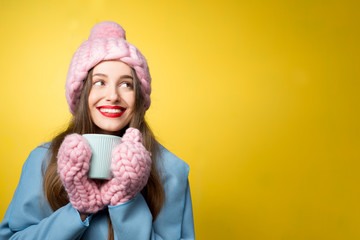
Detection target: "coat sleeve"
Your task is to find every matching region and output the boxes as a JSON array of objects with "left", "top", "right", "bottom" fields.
[
  {"left": 108, "top": 145, "right": 195, "bottom": 240},
  {"left": 0, "top": 145, "right": 91, "bottom": 240},
  {"left": 109, "top": 181, "right": 194, "bottom": 240}
]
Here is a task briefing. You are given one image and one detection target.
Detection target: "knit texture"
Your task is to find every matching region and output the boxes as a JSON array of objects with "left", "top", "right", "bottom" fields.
[
  {"left": 57, "top": 134, "right": 104, "bottom": 213},
  {"left": 65, "top": 21, "right": 151, "bottom": 114},
  {"left": 101, "top": 128, "right": 152, "bottom": 206}
]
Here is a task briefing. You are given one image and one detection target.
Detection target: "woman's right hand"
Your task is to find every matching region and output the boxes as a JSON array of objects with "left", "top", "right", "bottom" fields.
[{"left": 57, "top": 134, "right": 104, "bottom": 214}]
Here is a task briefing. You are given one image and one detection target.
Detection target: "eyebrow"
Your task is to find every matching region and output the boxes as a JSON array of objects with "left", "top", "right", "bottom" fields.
[{"left": 92, "top": 73, "right": 133, "bottom": 80}]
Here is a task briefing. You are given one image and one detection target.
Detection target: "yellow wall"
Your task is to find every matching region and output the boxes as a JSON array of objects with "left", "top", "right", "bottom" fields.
[{"left": 1, "top": 0, "right": 359, "bottom": 239}]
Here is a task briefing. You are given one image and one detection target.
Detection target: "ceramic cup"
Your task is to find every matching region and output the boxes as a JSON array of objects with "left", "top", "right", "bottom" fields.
[{"left": 82, "top": 134, "right": 122, "bottom": 179}]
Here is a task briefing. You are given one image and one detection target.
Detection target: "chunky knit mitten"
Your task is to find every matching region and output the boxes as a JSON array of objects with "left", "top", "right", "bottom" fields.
[
  {"left": 57, "top": 134, "right": 104, "bottom": 213},
  {"left": 101, "top": 128, "right": 152, "bottom": 206}
]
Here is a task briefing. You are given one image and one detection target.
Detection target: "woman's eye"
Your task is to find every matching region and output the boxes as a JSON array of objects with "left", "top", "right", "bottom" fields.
[
  {"left": 94, "top": 81, "right": 104, "bottom": 86},
  {"left": 120, "top": 82, "right": 132, "bottom": 88}
]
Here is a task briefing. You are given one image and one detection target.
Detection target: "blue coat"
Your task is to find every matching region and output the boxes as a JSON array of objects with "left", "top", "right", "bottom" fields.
[{"left": 0, "top": 143, "right": 195, "bottom": 239}]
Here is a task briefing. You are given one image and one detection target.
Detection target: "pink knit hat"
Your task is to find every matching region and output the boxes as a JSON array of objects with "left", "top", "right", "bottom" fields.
[{"left": 65, "top": 21, "right": 151, "bottom": 114}]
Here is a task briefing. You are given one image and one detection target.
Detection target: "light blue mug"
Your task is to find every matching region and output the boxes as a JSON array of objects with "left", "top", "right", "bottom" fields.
[{"left": 82, "top": 134, "right": 122, "bottom": 179}]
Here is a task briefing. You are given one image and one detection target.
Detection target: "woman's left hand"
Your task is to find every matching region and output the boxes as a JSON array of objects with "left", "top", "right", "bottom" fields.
[{"left": 100, "top": 128, "right": 152, "bottom": 206}]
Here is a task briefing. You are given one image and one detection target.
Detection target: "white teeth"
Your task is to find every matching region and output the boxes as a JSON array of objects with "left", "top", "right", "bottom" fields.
[{"left": 100, "top": 108, "right": 123, "bottom": 113}]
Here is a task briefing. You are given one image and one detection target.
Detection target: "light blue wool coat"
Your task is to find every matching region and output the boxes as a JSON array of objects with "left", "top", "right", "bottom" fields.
[{"left": 0, "top": 143, "right": 195, "bottom": 240}]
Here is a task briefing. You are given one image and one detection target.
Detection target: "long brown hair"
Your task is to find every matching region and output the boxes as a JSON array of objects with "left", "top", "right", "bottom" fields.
[{"left": 43, "top": 65, "right": 165, "bottom": 239}]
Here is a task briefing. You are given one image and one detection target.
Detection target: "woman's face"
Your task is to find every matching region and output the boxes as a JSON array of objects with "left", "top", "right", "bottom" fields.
[{"left": 88, "top": 60, "right": 135, "bottom": 134}]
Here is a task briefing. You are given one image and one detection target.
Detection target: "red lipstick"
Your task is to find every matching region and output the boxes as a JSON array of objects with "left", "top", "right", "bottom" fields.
[{"left": 97, "top": 105, "right": 126, "bottom": 118}]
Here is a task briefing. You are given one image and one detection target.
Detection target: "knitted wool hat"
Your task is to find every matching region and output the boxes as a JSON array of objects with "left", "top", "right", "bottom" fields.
[{"left": 65, "top": 21, "right": 151, "bottom": 114}]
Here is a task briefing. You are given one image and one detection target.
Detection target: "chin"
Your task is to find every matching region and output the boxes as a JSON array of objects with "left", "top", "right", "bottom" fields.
[{"left": 96, "top": 123, "right": 130, "bottom": 135}]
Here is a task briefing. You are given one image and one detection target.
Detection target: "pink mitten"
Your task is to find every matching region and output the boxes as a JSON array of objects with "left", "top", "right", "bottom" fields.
[
  {"left": 57, "top": 134, "right": 104, "bottom": 213},
  {"left": 101, "top": 128, "right": 152, "bottom": 206}
]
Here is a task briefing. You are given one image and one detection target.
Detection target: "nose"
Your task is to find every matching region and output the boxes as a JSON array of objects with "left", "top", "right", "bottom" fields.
[{"left": 105, "top": 84, "right": 120, "bottom": 103}]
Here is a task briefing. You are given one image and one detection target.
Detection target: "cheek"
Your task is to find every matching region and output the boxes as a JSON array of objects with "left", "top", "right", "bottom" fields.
[
  {"left": 124, "top": 92, "right": 136, "bottom": 109},
  {"left": 88, "top": 90, "right": 98, "bottom": 107}
]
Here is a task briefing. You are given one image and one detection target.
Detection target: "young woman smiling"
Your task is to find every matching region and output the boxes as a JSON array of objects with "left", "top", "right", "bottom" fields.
[
  {"left": 89, "top": 61, "right": 136, "bottom": 135},
  {"left": 0, "top": 21, "right": 195, "bottom": 240}
]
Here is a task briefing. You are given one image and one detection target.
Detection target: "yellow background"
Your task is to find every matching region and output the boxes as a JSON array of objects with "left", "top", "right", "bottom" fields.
[{"left": 1, "top": 0, "right": 359, "bottom": 239}]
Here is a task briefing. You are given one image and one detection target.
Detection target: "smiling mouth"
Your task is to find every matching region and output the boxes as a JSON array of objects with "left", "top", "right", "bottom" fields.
[{"left": 97, "top": 106, "right": 126, "bottom": 118}]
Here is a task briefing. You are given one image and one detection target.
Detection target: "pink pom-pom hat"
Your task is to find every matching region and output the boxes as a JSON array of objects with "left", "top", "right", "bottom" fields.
[{"left": 65, "top": 21, "right": 151, "bottom": 114}]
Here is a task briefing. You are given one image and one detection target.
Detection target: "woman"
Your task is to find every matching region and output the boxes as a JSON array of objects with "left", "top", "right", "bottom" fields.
[{"left": 0, "top": 21, "right": 195, "bottom": 240}]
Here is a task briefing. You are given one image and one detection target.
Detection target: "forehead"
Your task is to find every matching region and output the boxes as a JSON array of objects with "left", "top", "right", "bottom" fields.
[{"left": 92, "top": 60, "right": 132, "bottom": 76}]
